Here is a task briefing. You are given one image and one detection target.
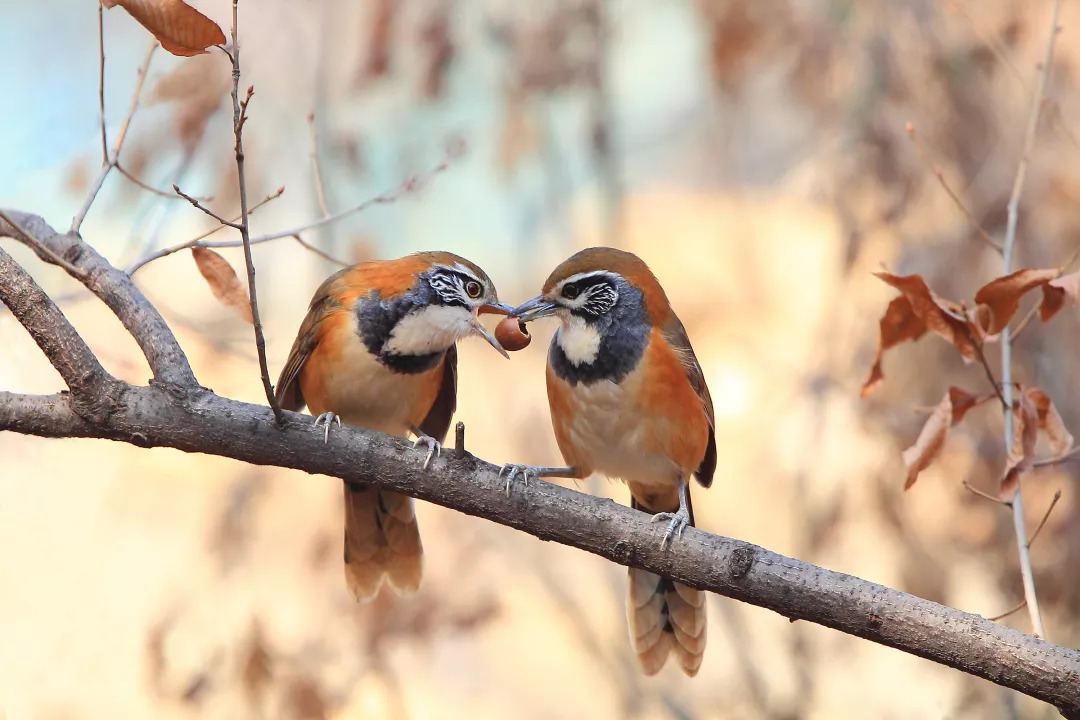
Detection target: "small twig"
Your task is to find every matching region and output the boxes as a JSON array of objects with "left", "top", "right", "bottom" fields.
[
  {"left": 307, "top": 111, "right": 330, "bottom": 218},
  {"left": 247, "top": 142, "right": 462, "bottom": 246},
  {"left": 987, "top": 600, "right": 1028, "bottom": 623},
  {"left": 963, "top": 480, "right": 1010, "bottom": 506},
  {"left": 1000, "top": 0, "right": 1063, "bottom": 642},
  {"left": 290, "top": 234, "right": 348, "bottom": 267},
  {"left": 228, "top": 2, "right": 283, "bottom": 424},
  {"left": 96, "top": 0, "right": 107, "bottom": 164},
  {"left": 126, "top": 188, "right": 284, "bottom": 275},
  {"left": 455, "top": 421, "right": 466, "bottom": 459},
  {"left": 0, "top": 210, "right": 88, "bottom": 279},
  {"left": 1010, "top": 301, "right": 1042, "bottom": 341},
  {"left": 1026, "top": 489, "right": 1062, "bottom": 547},
  {"left": 905, "top": 122, "right": 1002, "bottom": 253},
  {"left": 959, "top": 321, "right": 1008, "bottom": 409},
  {"left": 116, "top": 165, "right": 187, "bottom": 199},
  {"left": 71, "top": 37, "right": 159, "bottom": 234},
  {"left": 173, "top": 184, "right": 241, "bottom": 228},
  {"left": 1032, "top": 447, "right": 1080, "bottom": 471}
]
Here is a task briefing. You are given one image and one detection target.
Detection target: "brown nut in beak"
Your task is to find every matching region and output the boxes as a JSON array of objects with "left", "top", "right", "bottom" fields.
[{"left": 495, "top": 316, "right": 531, "bottom": 351}]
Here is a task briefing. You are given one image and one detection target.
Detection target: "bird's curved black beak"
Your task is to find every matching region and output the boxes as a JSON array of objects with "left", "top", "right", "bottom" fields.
[
  {"left": 509, "top": 295, "right": 559, "bottom": 323},
  {"left": 472, "top": 301, "right": 513, "bottom": 358}
]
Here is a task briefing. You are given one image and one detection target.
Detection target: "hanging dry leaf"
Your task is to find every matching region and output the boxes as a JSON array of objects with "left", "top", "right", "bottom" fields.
[
  {"left": 1026, "top": 388, "right": 1074, "bottom": 457},
  {"left": 872, "top": 272, "right": 979, "bottom": 364},
  {"left": 901, "top": 386, "right": 984, "bottom": 489},
  {"left": 862, "top": 296, "right": 927, "bottom": 397},
  {"left": 902, "top": 390, "right": 953, "bottom": 490},
  {"left": 1039, "top": 270, "right": 1080, "bottom": 322},
  {"left": 191, "top": 247, "right": 254, "bottom": 324},
  {"left": 103, "top": 0, "right": 226, "bottom": 57},
  {"left": 971, "top": 268, "right": 1059, "bottom": 336},
  {"left": 1001, "top": 391, "right": 1039, "bottom": 500}
]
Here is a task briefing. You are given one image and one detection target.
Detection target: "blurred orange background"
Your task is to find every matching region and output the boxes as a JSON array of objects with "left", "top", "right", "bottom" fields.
[{"left": 2, "top": 1, "right": 1080, "bottom": 718}]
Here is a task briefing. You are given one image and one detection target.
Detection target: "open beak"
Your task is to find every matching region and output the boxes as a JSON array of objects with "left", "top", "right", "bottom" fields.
[
  {"left": 509, "top": 295, "right": 559, "bottom": 323},
  {"left": 478, "top": 301, "right": 514, "bottom": 316},
  {"left": 470, "top": 316, "right": 510, "bottom": 359}
]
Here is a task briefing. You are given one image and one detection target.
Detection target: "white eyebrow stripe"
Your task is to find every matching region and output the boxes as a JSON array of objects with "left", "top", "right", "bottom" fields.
[
  {"left": 560, "top": 270, "right": 618, "bottom": 286},
  {"left": 446, "top": 262, "right": 481, "bottom": 282}
]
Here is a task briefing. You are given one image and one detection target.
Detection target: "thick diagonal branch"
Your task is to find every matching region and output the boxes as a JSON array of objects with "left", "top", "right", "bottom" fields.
[
  {"left": 0, "top": 387, "right": 1078, "bottom": 717},
  {"left": 0, "top": 210, "right": 197, "bottom": 389}
]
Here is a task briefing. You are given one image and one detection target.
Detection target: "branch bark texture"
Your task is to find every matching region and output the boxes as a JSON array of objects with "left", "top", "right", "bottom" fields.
[{"left": 2, "top": 210, "right": 1080, "bottom": 718}]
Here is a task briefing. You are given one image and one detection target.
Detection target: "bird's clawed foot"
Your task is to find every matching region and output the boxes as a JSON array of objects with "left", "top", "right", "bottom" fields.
[
  {"left": 651, "top": 506, "right": 691, "bottom": 548},
  {"left": 499, "top": 464, "right": 538, "bottom": 497},
  {"left": 413, "top": 434, "right": 442, "bottom": 470},
  {"left": 313, "top": 412, "right": 341, "bottom": 443}
]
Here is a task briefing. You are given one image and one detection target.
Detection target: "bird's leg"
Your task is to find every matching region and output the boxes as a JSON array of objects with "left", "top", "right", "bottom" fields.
[
  {"left": 650, "top": 474, "right": 692, "bottom": 548},
  {"left": 313, "top": 412, "right": 341, "bottom": 443},
  {"left": 410, "top": 425, "right": 441, "bottom": 470},
  {"left": 499, "top": 464, "right": 579, "bottom": 497}
]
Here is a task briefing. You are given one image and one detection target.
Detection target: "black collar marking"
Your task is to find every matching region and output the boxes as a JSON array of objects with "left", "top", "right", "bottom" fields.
[
  {"left": 354, "top": 285, "right": 445, "bottom": 375},
  {"left": 548, "top": 283, "right": 650, "bottom": 386}
]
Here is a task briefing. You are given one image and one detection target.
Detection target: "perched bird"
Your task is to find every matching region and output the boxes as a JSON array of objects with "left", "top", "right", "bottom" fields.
[
  {"left": 502, "top": 247, "right": 715, "bottom": 676},
  {"left": 276, "top": 252, "right": 510, "bottom": 601}
]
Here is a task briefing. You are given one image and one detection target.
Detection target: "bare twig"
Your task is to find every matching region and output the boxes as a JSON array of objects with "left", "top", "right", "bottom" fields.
[
  {"left": 126, "top": 188, "right": 284, "bottom": 276},
  {"left": 1027, "top": 489, "right": 1062, "bottom": 547},
  {"left": 905, "top": 122, "right": 1002, "bottom": 253},
  {"left": 115, "top": 165, "right": 184, "bottom": 199},
  {"left": 455, "top": 421, "right": 466, "bottom": 459},
  {"left": 307, "top": 111, "right": 330, "bottom": 218},
  {"left": 988, "top": 600, "right": 1028, "bottom": 623},
  {"left": 1001, "top": 0, "right": 1063, "bottom": 641},
  {"left": 289, "top": 234, "right": 348, "bottom": 267},
  {"left": 228, "top": 2, "right": 282, "bottom": 424},
  {"left": 0, "top": 210, "right": 88, "bottom": 279},
  {"left": 71, "top": 38, "right": 161, "bottom": 234},
  {"left": 173, "top": 184, "right": 241, "bottom": 229},
  {"left": 964, "top": 480, "right": 1010, "bottom": 506},
  {"left": 247, "top": 143, "right": 462, "bottom": 246},
  {"left": 1032, "top": 447, "right": 1080, "bottom": 470}
]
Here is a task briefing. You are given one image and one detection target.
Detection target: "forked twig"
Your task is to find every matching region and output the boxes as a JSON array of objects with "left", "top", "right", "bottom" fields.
[{"left": 228, "top": 2, "right": 283, "bottom": 423}]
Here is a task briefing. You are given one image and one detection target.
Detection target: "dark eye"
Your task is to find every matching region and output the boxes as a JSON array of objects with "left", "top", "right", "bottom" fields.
[
  {"left": 465, "top": 281, "right": 483, "bottom": 299},
  {"left": 562, "top": 283, "right": 579, "bottom": 300}
]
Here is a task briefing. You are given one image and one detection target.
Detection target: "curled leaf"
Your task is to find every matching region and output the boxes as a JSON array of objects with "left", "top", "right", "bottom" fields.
[
  {"left": 1039, "top": 270, "right": 1080, "bottom": 323},
  {"left": 1026, "top": 389, "right": 1074, "bottom": 457},
  {"left": 972, "top": 268, "right": 1059, "bottom": 336},
  {"left": 1001, "top": 391, "right": 1039, "bottom": 500},
  {"left": 902, "top": 387, "right": 981, "bottom": 490},
  {"left": 103, "top": 0, "right": 226, "bottom": 57},
  {"left": 191, "top": 247, "right": 254, "bottom": 324},
  {"left": 872, "top": 274, "right": 984, "bottom": 377},
  {"left": 861, "top": 295, "right": 927, "bottom": 397}
]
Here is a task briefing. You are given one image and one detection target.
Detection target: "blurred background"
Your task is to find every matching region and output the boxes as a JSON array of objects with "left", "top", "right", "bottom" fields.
[{"left": 2, "top": 0, "right": 1080, "bottom": 718}]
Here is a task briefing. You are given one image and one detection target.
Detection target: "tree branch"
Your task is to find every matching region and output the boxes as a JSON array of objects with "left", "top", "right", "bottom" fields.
[
  {"left": 0, "top": 385, "right": 1078, "bottom": 716},
  {"left": 0, "top": 210, "right": 197, "bottom": 388}
]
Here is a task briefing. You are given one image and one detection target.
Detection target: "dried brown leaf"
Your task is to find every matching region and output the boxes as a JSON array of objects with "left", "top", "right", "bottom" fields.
[
  {"left": 1039, "top": 270, "right": 1080, "bottom": 322},
  {"left": 191, "top": 248, "right": 254, "bottom": 324},
  {"left": 862, "top": 295, "right": 928, "bottom": 397},
  {"left": 1001, "top": 391, "right": 1039, "bottom": 500},
  {"left": 1026, "top": 388, "right": 1074, "bottom": 457},
  {"left": 870, "top": 274, "right": 979, "bottom": 381},
  {"left": 103, "top": 0, "right": 226, "bottom": 57},
  {"left": 972, "top": 268, "right": 1059, "bottom": 335},
  {"left": 948, "top": 386, "right": 984, "bottom": 425},
  {"left": 901, "top": 390, "right": 952, "bottom": 490}
]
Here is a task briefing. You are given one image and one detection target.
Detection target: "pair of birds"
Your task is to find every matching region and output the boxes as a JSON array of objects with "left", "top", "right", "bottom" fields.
[{"left": 275, "top": 247, "right": 714, "bottom": 677}]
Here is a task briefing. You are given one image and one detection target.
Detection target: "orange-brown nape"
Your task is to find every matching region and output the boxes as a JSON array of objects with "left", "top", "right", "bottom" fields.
[
  {"left": 503, "top": 246, "right": 716, "bottom": 676},
  {"left": 275, "top": 251, "right": 510, "bottom": 601}
]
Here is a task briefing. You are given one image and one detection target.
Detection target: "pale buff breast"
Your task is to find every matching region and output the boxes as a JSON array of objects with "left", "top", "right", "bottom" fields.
[
  {"left": 554, "top": 364, "right": 683, "bottom": 492},
  {"left": 302, "top": 329, "right": 441, "bottom": 439}
]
